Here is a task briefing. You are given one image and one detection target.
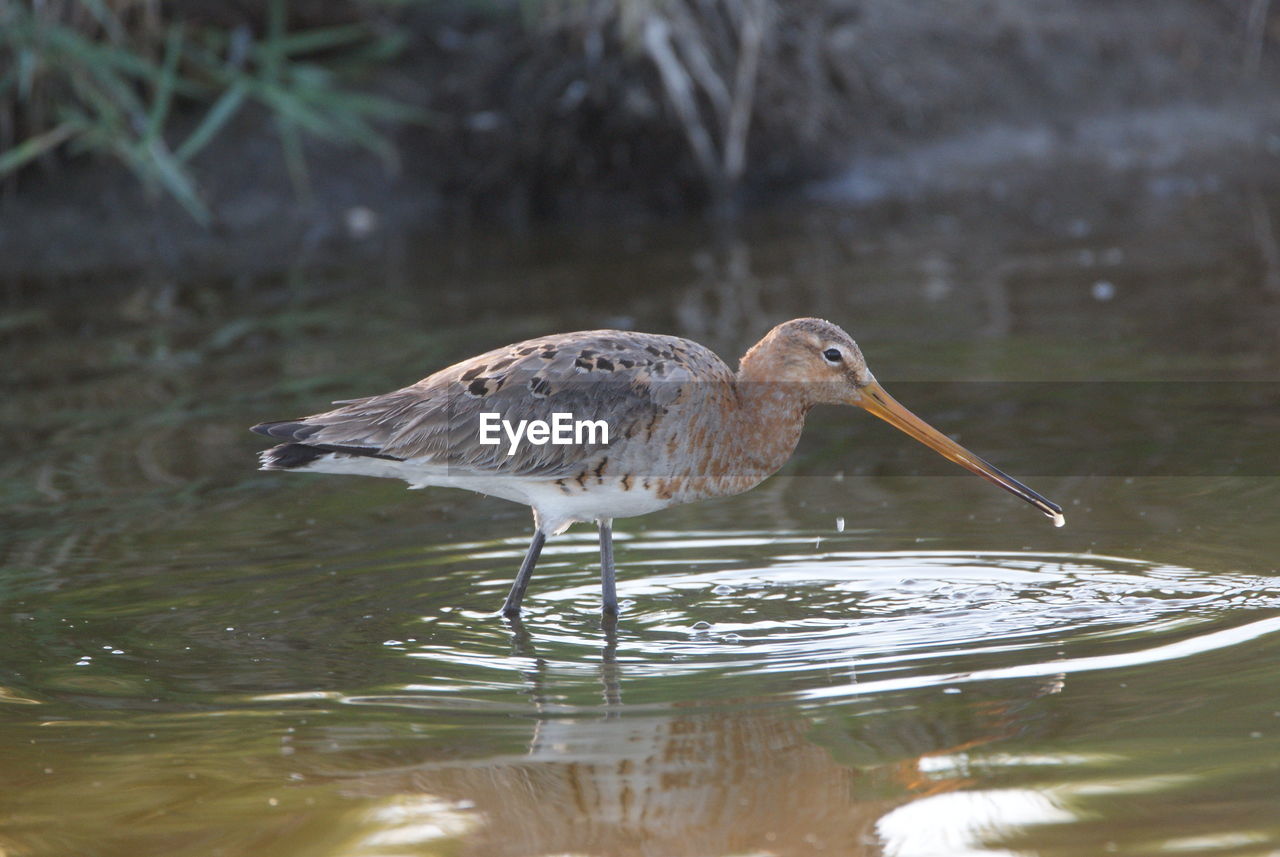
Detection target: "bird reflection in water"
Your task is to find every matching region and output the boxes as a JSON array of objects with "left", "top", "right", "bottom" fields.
[{"left": 329, "top": 620, "right": 1057, "bottom": 857}]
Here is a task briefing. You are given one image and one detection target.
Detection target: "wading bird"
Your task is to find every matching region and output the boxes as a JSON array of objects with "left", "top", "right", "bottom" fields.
[{"left": 252, "top": 318, "right": 1063, "bottom": 617}]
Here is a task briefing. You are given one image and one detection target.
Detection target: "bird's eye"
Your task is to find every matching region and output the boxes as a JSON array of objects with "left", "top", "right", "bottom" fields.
[{"left": 822, "top": 348, "right": 843, "bottom": 363}]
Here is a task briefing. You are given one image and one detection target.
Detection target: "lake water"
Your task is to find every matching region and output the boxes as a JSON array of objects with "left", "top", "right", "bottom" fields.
[{"left": 3, "top": 164, "right": 1279, "bottom": 856}]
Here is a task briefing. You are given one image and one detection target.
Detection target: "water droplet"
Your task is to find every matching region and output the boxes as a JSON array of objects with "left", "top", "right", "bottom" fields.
[
  {"left": 835, "top": 516, "right": 845, "bottom": 533},
  {"left": 691, "top": 621, "right": 711, "bottom": 631},
  {"left": 712, "top": 584, "right": 735, "bottom": 595}
]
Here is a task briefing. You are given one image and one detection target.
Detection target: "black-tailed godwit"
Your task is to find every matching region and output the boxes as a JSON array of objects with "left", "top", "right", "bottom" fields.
[{"left": 252, "top": 318, "right": 1063, "bottom": 617}]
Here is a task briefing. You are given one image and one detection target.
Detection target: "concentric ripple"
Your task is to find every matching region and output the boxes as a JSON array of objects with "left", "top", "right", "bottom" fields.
[{"left": 341, "top": 531, "right": 1280, "bottom": 712}]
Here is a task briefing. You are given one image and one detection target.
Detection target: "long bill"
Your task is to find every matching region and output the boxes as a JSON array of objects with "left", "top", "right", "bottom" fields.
[{"left": 852, "top": 380, "right": 1065, "bottom": 527}]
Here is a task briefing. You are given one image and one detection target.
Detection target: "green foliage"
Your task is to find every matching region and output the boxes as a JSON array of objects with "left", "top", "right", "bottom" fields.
[{"left": 0, "top": 0, "right": 424, "bottom": 224}]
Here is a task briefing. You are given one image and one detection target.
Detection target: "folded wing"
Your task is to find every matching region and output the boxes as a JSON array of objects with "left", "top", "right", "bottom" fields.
[{"left": 252, "top": 330, "right": 733, "bottom": 479}]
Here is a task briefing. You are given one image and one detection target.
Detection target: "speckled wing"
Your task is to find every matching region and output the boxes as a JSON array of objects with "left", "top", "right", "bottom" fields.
[{"left": 257, "top": 330, "right": 735, "bottom": 478}]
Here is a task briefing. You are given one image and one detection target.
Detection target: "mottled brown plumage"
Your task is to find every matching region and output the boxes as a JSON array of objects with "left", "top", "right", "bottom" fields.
[
  {"left": 253, "top": 318, "right": 1063, "bottom": 617},
  {"left": 258, "top": 330, "right": 731, "bottom": 480}
]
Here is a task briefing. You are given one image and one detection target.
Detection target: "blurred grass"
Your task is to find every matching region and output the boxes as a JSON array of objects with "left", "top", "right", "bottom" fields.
[
  {"left": 0, "top": 0, "right": 425, "bottom": 223},
  {"left": 6, "top": 1, "right": 1265, "bottom": 228}
]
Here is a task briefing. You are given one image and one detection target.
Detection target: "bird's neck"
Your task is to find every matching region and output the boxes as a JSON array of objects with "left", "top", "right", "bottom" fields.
[{"left": 726, "top": 364, "right": 810, "bottom": 478}]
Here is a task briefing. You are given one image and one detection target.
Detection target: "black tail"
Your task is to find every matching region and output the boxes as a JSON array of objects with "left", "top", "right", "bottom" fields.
[
  {"left": 252, "top": 421, "right": 403, "bottom": 471},
  {"left": 260, "top": 443, "right": 329, "bottom": 469}
]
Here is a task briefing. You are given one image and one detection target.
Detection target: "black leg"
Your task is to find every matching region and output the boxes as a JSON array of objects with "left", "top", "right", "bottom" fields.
[
  {"left": 502, "top": 529, "right": 546, "bottom": 617},
  {"left": 599, "top": 518, "right": 618, "bottom": 615}
]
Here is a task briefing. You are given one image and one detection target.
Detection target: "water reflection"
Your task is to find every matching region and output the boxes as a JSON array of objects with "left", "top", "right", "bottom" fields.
[
  {"left": 331, "top": 618, "right": 1045, "bottom": 857},
  {"left": 260, "top": 539, "right": 1279, "bottom": 856},
  {"left": 343, "top": 714, "right": 898, "bottom": 856},
  {"left": 5, "top": 178, "right": 1279, "bottom": 553},
  {"left": 2, "top": 169, "right": 1280, "bottom": 856}
]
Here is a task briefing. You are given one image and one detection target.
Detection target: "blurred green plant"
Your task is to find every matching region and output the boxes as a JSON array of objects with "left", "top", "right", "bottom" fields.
[{"left": 0, "top": 0, "right": 424, "bottom": 224}]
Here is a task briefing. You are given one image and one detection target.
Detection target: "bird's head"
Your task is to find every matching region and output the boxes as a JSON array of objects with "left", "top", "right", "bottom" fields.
[
  {"left": 741, "top": 318, "right": 1065, "bottom": 527},
  {"left": 740, "top": 317, "right": 873, "bottom": 403}
]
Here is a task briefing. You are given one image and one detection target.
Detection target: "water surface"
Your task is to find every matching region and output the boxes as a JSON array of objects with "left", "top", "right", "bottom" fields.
[{"left": 3, "top": 165, "right": 1280, "bottom": 856}]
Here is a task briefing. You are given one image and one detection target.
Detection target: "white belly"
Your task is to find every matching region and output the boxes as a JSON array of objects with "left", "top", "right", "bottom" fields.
[{"left": 280, "top": 452, "right": 672, "bottom": 534}]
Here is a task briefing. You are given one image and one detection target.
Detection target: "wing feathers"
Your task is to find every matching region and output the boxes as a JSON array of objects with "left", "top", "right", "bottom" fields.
[{"left": 251, "top": 330, "right": 734, "bottom": 478}]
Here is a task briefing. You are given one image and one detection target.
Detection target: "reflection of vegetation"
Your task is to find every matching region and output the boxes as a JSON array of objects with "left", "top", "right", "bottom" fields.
[
  {"left": 0, "top": 0, "right": 422, "bottom": 222},
  {"left": 0, "top": 266, "right": 542, "bottom": 532}
]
